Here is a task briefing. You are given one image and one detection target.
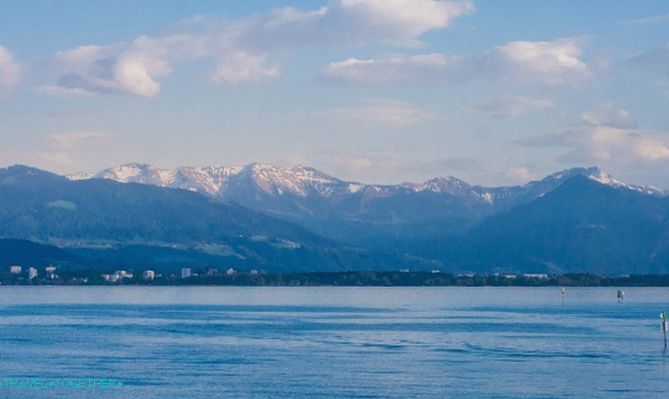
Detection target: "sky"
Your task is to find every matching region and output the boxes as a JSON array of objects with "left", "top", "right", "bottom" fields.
[{"left": 0, "top": 0, "right": 668, "bottom": 187}]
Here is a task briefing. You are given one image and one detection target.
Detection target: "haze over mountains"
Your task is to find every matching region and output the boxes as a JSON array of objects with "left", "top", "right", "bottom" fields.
[{"left": 1, "top": 163, "right": 668, "bottom": 274}]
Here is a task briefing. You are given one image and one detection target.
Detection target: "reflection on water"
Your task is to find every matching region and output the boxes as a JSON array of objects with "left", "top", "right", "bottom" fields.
[{"left": 0, "top": 287, "right": 667, "bottom": 398}]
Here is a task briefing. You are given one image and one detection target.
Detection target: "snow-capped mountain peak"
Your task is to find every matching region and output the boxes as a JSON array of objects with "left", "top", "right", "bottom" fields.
[
  {"left": 539, "top": 166, "right": 665, "bottom": 196},
  {"left": 405, "top": 176, "right": 496, "bottom": 203},
  {"left": 234, "top": 163, "right": 344, "bottom": 197},
  {"left": 86, "top": 163, "right": 163, "bottom": 183},
  {"left": 413, "top": 176, "right": 473, "bottom": 194},
  {"left": 586, "top": 169, "right": 664, "bottom": 196},
  {"left": 68, "top": 163, "right": 169, "bottom": 185}
]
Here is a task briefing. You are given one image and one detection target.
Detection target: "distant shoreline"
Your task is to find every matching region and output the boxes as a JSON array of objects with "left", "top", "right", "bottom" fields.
[{"left": 2, "top": 271, "right": 669, "bottom": 287}]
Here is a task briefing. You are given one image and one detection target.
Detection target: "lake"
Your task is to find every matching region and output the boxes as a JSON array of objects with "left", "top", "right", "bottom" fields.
[{"left": 0, "top": 287, "right": 667, "bottom": 398}]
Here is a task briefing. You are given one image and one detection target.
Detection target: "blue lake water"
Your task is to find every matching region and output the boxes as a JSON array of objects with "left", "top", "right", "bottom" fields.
[{"left": 0, "top": 286, "right": 667, "bottom": 398}]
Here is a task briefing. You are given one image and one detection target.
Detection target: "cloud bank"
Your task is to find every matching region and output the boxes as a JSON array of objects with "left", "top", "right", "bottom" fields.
[
  {"left": 578, "top": 104, "right": 669, "bottom": 162},
  {"left": 320, "top": 38, "right": 590, "bottom": 86},
  {"left": 45, "top": 0, "right": 474, "bottom": 97},
  {"left": 0, "top": 46, "right": 21, "bottom": 98},
  {"left": 523, "top": 104, "right": 669, "bottom": 165}
]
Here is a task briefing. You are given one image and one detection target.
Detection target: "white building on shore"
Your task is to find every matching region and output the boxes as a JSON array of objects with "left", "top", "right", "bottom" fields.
[
  {"left": 102, "top": 270, "right": 134, "bottom": 283},
  {"left": 523, "top": 273, "right": 549, "bottom": 279},
  {"left": 45, "top": 266, "right": 58, "bottom": 280},
  {"left": 28, "top": 267, "right": 38, "bottom": 280},
  {"left": 143, "top": 270, "right": 155, "bottom": 281}
]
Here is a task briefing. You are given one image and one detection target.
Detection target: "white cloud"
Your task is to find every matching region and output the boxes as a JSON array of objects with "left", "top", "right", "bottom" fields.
[
  {"left": 317, "top": 98, "right": 435, "bottom": 127},
  {"left": 320, "top": 53, "right": 472, "bottom": 85},
  {"left": 576, "top": 104, "right": 669, "bottom": 162},
  {"left": 0, "top": 45, "right": 21, "bottom": 98},
  {"left": 210, "top": 51, "right": 279, "bottom": 86},
  {"left": 238, "top": 0, "right": 474, "bottom": 49},
  {"left": 634, "top": 137, "right": 669, "bottom": 161},
  {"left": 113, "top": 55, "right": 169, "bottom": 97},
  {"left": 521, "top": 104, "right": 669, "bottom": 166},
  {"left": 320, "top": 37, "right": 590, "bottom": 86},
  {"left": 581, "top": 102, "right": 637, "bottom": 129},
  {"left": 474, "top": 92, "right": 554, "bottom": 118},
  {"left": 50, "top": 39, "right": 187, "bottom": 97},
  {"left": 38, "top": 132, "right": 110, "bottom": 165},
  {"left": 558, "top": 106, "right": 669, "bottom": 164},
  {"left": 505, "top": 166, "right": 536, "bottom": 183},
  {"left": 341, "top": 0, "right": 472, "bottom": 34},
  {"left": 495, "top": 39, "right": 588, "bottom": 85},
  {"left": 45, "top": 1, "right": 474, "bottom": 97},
  {"left": 327, "top": 0, "right": 474, "bottom": 45},
  {"left": 587, "top": 126, "right": 669, "bottom": 162}
]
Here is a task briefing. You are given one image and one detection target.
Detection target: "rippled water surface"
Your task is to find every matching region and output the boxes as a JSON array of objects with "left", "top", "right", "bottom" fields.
[{"left": 0, "top": 286, "right": 667, "bottom": 398}]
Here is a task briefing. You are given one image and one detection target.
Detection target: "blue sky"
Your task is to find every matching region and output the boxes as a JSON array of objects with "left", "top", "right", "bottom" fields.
[{"left": 0, "top": 0, "right": 668, "bottom": 187}]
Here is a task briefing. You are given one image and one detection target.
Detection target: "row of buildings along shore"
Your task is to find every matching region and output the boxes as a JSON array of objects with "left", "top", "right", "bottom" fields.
[
  {"left": 3, "top": 264, "right": 550, "bottom": 282},
  {"left": 3, "top": 265, "right": 59, "bottom": 281},
  {"left": 1, "top": 265, "right": 263, "bottom": 284}
]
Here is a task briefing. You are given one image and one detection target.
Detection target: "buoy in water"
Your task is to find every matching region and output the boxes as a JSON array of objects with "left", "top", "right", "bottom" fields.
[{"left": 661, "top": 312, "right": 668, "bottom": 350}]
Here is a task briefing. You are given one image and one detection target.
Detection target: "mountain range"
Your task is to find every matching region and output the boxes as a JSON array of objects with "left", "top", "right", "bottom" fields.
[
  {"left": 1, "top": 163, "right": 668, "bottom": 274},
  {"left": 0, "top": 165, "right": 400, "bottom": 273},
  {"left": 71, "top": 163, "right": 665, "bottom": 245}
]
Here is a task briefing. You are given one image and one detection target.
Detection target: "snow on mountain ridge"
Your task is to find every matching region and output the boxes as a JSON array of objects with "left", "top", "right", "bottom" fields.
[
  {"left": 100, "top": 163, "right": 156, "bottom": 183},
  {"left": 68, "top": 164, "right": 666, "bottom": 202},
  {"left": 71, "top": 163, "right": 353, "bottom": 198},
  {"left": 586, "top": 169, "right": 664, "bottom": 196},
  {"left": 244, "top": 163, "right": 344, "bottom": 197},
  {"left": 68, "top": 171, "right": 95, "bottom": 180}
]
